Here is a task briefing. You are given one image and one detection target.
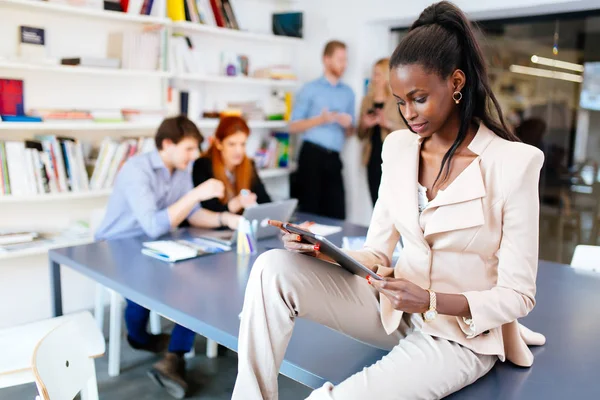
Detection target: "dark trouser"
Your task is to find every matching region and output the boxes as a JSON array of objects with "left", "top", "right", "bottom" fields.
[
  {"left": 125, "top": 299, "right": 195, "bottom": 354},
  {"left": 296, "top": 141, "right": 345, "bottom": 219},
  {"left": 367, "top": 156, "right": 382, "bottom": 206}
]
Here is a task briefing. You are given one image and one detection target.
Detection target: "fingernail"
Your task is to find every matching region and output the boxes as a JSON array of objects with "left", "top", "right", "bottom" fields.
[
  {"left": 314, "top": 244, "right": 320, "bottom": 252},
  {"left": 366, "top": 275, "right": 372, "bottom": 285},
  {"left": 297, "top": 235, "right": 302, "bottom": 241}
]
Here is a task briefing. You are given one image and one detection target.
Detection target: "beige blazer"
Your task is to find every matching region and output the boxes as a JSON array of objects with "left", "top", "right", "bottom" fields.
[
  {"left": 363, "top": 124, "right": 546, "bottom": 367},
  {"left": 357, "top": 93, "right": 406, "bottom": 166}
]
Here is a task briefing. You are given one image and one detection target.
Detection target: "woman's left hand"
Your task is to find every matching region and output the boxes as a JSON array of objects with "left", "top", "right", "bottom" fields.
[{"left": 370, "top": 277, "right": 430, "bottom": 314}]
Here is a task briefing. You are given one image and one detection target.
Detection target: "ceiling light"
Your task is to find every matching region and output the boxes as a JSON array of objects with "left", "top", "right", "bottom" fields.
[
  {"left": 509, "top": 64, "right": 583, "bottom": 83},
  {"left": 531, "top": 55, "right": 584, "bottom": 72}
]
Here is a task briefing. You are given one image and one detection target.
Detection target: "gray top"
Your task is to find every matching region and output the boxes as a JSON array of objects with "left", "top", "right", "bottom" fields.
[{"left": 50, "top": 215, "right": 600, "bottom": 398}]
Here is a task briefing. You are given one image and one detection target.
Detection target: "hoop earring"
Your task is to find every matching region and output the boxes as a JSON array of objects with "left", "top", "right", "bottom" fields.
[{"left": 453, "top": 91, "right": 462, "bottom": 104}]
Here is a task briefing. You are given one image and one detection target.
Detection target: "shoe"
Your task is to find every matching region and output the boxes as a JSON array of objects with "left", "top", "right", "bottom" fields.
[
  {"left": 147, "top": 353, "right": 189, "bottom": 399},
  {"left": 127, "top": 333, "right": 170, "bottom": 353}
]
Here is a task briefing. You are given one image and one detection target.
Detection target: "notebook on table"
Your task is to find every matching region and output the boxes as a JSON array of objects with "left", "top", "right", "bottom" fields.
[{"left": 141, "top": 238, "right": 231, "bottom": 263}]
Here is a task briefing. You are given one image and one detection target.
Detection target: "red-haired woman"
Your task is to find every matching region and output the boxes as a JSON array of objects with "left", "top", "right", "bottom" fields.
[{"left": 192, "top": 116, "right": 271, "bottom": 214}]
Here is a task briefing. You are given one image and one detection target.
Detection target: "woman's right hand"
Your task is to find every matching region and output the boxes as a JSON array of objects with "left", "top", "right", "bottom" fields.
[
  {"left": 228, "top": 192, "right": 258, "bottom": 213},
  {"left": 267, "top": 220, "right": 336, "bottom": 263},
  {"left": 194, "top": 178, "right": 225, "bottom": 201}
]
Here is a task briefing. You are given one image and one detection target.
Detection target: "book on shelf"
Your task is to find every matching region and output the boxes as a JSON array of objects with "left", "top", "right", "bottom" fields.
[
  {"left": 29, "top": 109, "right": 94, "bottom": 122},
  {"left": 89, "top": 136, "right": 155, "bottom": 190},
  {"left": 0, "top": 79, "right": 25, "bottom": 116},
  {"left": 107, "top": 30, "right": 162, "bottom": 71},
  {"left": 196, "top": 0, "right": 216, "bottom": 26},
  {"left": 60, "top": 57, "right": 121, "bottom": 69},
  {"left": 254, "top": 132, "right": 290, "bottom": 170},
  {"left": 0, "top": 231, "right": 39, "bottom": 246},
  {"left": 169, "top": 35, "right": 204, "bottom": 75},
  {"left": 0, "top": 115, "right": 43, "bottom": 122},
  {"left": 0, "top": 135, "right": 156, "bottom": 196},
  {"left": 19, "top": 26, "right": 48, "bottom": 63},
  {"left": 0, "top": 222, "right": 93, "bottom": 254},
  {"left": 168, "top": 0, "right": 238, "bottom": 29}
]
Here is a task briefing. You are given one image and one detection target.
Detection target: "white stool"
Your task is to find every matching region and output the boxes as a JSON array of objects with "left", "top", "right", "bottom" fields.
[{"left": 0, "top": 311, "right": 104, "bottom": 400}]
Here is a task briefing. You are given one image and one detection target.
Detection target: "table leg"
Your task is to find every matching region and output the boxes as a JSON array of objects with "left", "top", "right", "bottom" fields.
[{"left": 49, "top": 258, "right": 63, "bottom": 317}]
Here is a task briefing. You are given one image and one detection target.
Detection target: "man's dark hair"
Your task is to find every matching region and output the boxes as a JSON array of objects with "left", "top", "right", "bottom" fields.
[{"left": 155, "top": 115, "right": 203, "bottom": 150}]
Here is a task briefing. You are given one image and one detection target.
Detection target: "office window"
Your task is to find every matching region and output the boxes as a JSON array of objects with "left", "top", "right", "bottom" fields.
[{"left": 393, "top": 11, "right": 600, "bottom": 263}]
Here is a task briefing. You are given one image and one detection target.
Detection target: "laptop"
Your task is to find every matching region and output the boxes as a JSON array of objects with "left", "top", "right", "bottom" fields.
[{"left": 191, "top": 198, "right": 299, "bottom": 246}]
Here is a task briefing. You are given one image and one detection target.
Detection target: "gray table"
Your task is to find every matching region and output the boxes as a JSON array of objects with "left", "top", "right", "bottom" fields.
[{"left": 48, "top": 215, "right": 600, "bottom": 398}]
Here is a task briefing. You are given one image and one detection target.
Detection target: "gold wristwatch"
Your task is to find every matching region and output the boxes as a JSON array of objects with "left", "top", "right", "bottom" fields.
[{"left": 423, "top": 289, "right": 438, "bottom": 322}]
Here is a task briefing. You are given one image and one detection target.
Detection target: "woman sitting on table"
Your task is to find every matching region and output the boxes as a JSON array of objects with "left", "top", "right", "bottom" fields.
[
  {"left": 192, "top": 115, "right": 271, "bottom": 214},
  {"left": 232, "top": 2, "right": 546, "bottom": 399}
]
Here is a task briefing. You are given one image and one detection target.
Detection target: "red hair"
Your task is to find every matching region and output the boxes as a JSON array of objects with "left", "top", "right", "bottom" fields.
[{"left": 205, "top": 116, "right": 253, "bottom": 204}]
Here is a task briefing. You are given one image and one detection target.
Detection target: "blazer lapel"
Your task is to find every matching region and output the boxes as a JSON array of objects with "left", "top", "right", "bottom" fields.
[
  {"left": 422, "top": 158, "right": 486, "bottom": 237},
  {"left": 421, "top": 125, "right": 496, "bottom": 238},
  {"left": 386, "top": 135, "right": 429, "bottom": 248}
]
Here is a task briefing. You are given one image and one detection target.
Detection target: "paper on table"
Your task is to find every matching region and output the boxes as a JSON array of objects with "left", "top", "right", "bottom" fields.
[{"left": 305, "top": 223, "right": 342, "bottom": 236}]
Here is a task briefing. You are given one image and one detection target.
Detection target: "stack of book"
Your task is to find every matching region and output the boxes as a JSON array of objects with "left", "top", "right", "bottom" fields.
[
  {"left": 169, "top": 0, "right": 239, "bottom": 29},
  {"left": 253, "top": 65, "right": 297, "bottom": 81},
  {"left": 169, "top": 36, "right": 203, "bottom": 75},
  {"left": 89, "top": 137, "right": 155, "bottom": 190},
  {"left": 0, "top": 136, "right": 89, "bottom": 196},
  {"left": 0, "top": 231, "right": 39, "bottom": 246},
  {"left": 107, "top": 30, "right": 162, "bottom": 71}
]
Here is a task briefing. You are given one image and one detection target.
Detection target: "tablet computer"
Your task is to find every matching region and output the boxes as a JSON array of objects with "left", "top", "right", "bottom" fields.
[{"left": 283, "top": 223, "right": 383, "bottom": 281}]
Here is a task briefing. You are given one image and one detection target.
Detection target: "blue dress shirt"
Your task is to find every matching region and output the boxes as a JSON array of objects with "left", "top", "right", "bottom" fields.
[
  {"left": 291, "top": 76, "right": 355, "bottom": 153},
  {"left": 95, "top": 150, "right": 200, "bottom": 241}
]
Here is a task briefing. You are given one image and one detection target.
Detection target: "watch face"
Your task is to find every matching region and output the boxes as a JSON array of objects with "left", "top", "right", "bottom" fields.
[{"left": 424, "top": 310, "right": 438, "bottom": 321}]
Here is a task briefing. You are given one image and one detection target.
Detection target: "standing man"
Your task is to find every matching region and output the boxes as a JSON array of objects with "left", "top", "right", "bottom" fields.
[
  {"left": 289, "top": 40, "right": 355, "bottom": 219},
  {"left": 95, "top": 115, "right": 239, "bottom": 399}
]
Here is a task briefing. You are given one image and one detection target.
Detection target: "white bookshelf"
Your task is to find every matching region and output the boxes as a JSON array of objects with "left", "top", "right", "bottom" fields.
[
  {"left": 194, "top": 119, "right": 287, "bottom": 130},
  {"left": 171, "top": 21, "right": 302, "bottom": 45},
  {"left": 0, "top": 120, "right": 287, "bottom": 131},
  {"left": 0, "top": 0, "right": 298, "bottom": 270},
  {"left": 0, "top": 60, "right": 170, "bottom": 78},
  {"left": 0, "top": 189, "right": 112, "bottom": 203},
  {"left": 0, "top": 237, "right": 94, "bottom": 261},
  {"left": 172, "top": 73, "right": 298, "bottom": 87},
  {"left": 0, "top": 121, "right": 160, "bottom": 131},
  {"left": 0, "top": 0, "right": 169, "bottom": 24}
]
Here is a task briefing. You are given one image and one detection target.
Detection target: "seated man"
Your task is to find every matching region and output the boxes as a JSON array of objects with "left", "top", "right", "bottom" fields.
[{"left": 94, "top": 115, "right": 239, "bottom": 399}]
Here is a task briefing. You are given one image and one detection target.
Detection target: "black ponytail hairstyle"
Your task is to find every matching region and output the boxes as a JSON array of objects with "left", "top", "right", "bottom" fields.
[{"left": 390, "top": 1, "right": 519, "bottom": 187}]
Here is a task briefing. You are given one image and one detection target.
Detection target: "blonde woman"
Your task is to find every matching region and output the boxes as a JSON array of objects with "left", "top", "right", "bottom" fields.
[{"left": 358, "top": 58, "right": 406, "bottom": 205}]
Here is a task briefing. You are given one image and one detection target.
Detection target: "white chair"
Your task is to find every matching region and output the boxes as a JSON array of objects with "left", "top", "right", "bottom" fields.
[
  {"left": 0, "top": 311, "right": 104, "bottom": 400},
  {"left": 32, "top": 319, "right": 98, "bottom": 400},
  {"left": 90, "top": 208, "right": 216, "bottom": 377},
  {"left": 570, "top": 245, "right": 600, "bottom": 272}
]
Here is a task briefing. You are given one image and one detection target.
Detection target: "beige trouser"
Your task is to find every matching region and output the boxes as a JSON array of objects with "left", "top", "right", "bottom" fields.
[{"left": 232, "top": 249, "right": 497, "bottom": 400}]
